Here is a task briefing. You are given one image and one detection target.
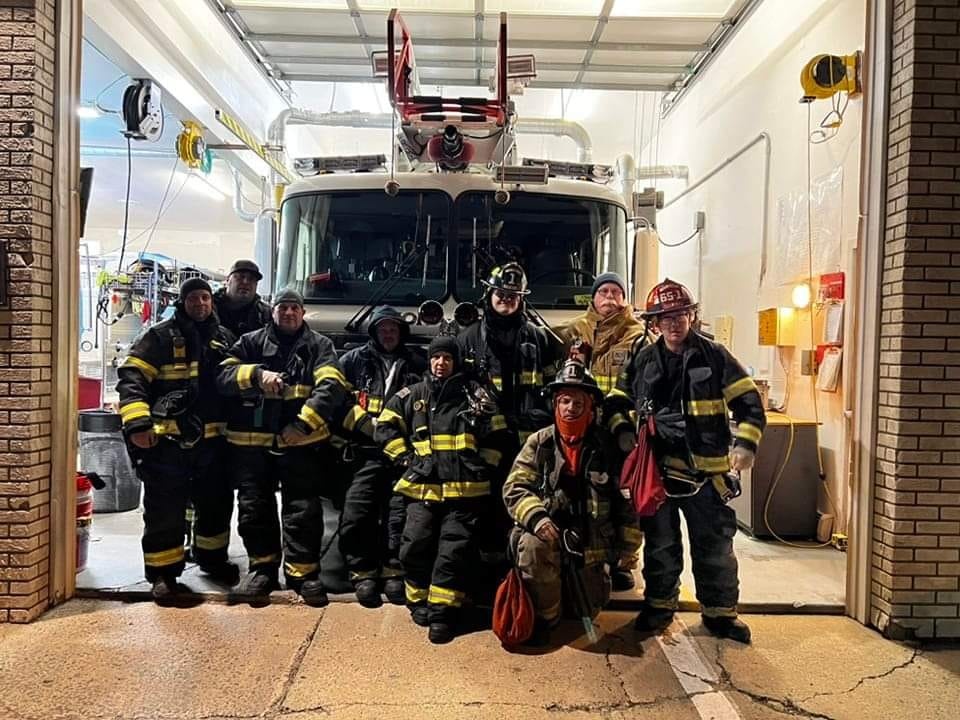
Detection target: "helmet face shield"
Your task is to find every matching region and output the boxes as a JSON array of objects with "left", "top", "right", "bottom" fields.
[{"left": 481, "top": 262, "right": 531, "bottom": 296}]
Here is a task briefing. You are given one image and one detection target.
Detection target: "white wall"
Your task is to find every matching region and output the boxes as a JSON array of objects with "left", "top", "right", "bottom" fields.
[{"left": 650, "top": 0, "right": 867, "bottom": 531}]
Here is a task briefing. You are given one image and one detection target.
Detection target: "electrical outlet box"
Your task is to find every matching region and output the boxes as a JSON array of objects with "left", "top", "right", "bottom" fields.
[
  {"left": 694, "top": 211, "right": 706, "bottom": 230},
  {"left": 800, "top": 349, "right": 816, "bottom": 376}
]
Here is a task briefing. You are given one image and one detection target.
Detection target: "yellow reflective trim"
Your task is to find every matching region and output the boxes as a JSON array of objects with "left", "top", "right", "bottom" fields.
[
  {"left": 687, "top": 399, "right": 727, "bottom": 416},
  {"left": 173, "top": 343, "right": 187, "bottom": 360},
  {"left": 619, "top": 526, "right": 643, "bottom": 545},
  {"left": 520, "top": 371, "right": 543, "bottom": 385},
  {"left": 366, "top": 397, "right": 383, "bottom": 415},
  {"left": 737, "top": 422, "right": 763, "bottom": 444},
  {"left": 204, "top": 422, "right": 226, "bottom": 439},
  {"left": 144, "top": 546, "right": 185, "bottom": 567},
  {"left": 479, "top": 448, "right": 502, "bottom": 466},
  {"left": 430, "top": 433, "right": 477, "bottom": 452},
  {"left": 249, "top": 553, "right": 281, "bottom": 566},
  {"left": 153, "top": 419, "right": 178, "bottom": 436},
  {"left": 280, "top": 424, "right": 330, "bottom": 447},
  {"left": 284, "top": 561, "right": 318, "bottom": 578},
  {"left": 690, "top": 453, "right": 730, "bottom": 473},
  {"left": 121, "top": 356, "right": 159, "bottom": 381},
  {"left": 663, "top": 455, "right": 691, "bottom": 470},
  {"left": 350, "top": 569, "right": 379, "bottom": 581},
  {"left": 701, "top": 606, "right": 738, "bottom": 618},
  {"left": 394, "top": 478, "right": 443, "bottom": 502},
  {"left": 492, "top": 376, "right": 503, "bottom": 390},
  {"left": 342, "top": 404, "right": 367, "bottom": 432},
  {"left": 594, "top": 374, "right": 616, "bottom": 393},
  {"left": 283, "top": 384, "right": 312, "bottom": 400},
  {"left": 381, "top": 566, "right": 403, "bottom": 578},
  {"left": 412, "top": 439, "right": 432, "bottom": 456},
  {"left": 377, "top": 407, "right": 407, "bottom": 432},
  {"left": 314, "top": 365, "right": 347, "bottom": 386},
  {"left": 194, "top": 530, "right": 230, "bottom": 551},
  {"left": 515, "top": 496, "right": 546, "bottom": 526},
  {"left": 490, "top": 414, "right": 508, "bottom": 432},
  {"left": 157, "top": 361, "right": 199, "bottom": 380},
  {"left": 723, "top": 376, "right": 758, "bottom": 403},
  {"left": 442, "top": 481, "right": 490, "bottom": 499},
  {"left": 405, "top": 581, "right": 428, "bottom": 603},
  {"left": 237, "top": 364, "right": 257, "bottom": 390},
  {"left": 428, "top": 585, "right": 465, "bottom": 607},
  {"left": 384, "top": 437, "right": 408, "bottom": 459},
  {"left": 220, "top": 356, "right": 242, "bottom": 366},
  {"left": 585, "top": 548, "right": 607, "bottom": 565},
  {"left": 606, "top": 387, "right": 630, "bottom": 401},
  {"left": 119, "top": 401, "right": 151, "bottom": 424},
  {"left": 298, "top": 404, "right": 328, "bottom": 432},
  {"left": 607, "top": 413, "right": 629, "bottom": 432},
  {"left": 225, "top": 430, "right": 275, "bottom": 447}
]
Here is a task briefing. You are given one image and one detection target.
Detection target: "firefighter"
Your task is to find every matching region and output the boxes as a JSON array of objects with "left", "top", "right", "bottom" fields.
[
  {"left": 555, "top": 270, "right": 648, "bottom": 592},
  {"left": 339, "top": 305, "right": 427, "bottom": 607},
  {"left": 117, "top": 277, "right": 238, "bottom": 604},
  {"left": 212, "top": 259, "right": 272, "bottom": 337},
  {"left": 375, "top": 335, "right": 500, "bottom": 644},
  {"left": 606, "top": 279, "right": 766, "bottom": 644},
  {"left": 457, "top": 263, "right": 558, "bottom": 563},
  {"left": 503, "top": 359, "right": 642, "bottom": 645},
  {"left": 217, "top": 288, "right": 373, "bottom": 606}
]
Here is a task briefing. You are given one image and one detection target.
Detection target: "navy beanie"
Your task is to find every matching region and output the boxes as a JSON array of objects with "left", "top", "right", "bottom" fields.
[
  {"left": 591, "top": 272, "right": 626, "bottom": 298},
  {"left": 428, "top": 335, "right": 460, "bottom": 367},
  {"left": 179, "top": 277, "right": 212, "bottom": 301}
]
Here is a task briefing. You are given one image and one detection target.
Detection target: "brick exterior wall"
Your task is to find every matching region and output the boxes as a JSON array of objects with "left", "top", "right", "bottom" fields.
[
  {"left": 0, "top": 0, "right": 57, "bottom": 623},
  {"left": 874, "top": 0, "right": 960, "bottom": 640}
]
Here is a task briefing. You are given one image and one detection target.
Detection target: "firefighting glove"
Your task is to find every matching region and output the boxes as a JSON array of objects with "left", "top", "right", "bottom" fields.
[
  {"left": 729, "top": 446, "right": 756, "bottom": 472},
  {"left": 617, "top": 430, "right": 636, "bottom": 453},
  {"left": 653, "top": 408, "right": 686, "bottom": 445}
]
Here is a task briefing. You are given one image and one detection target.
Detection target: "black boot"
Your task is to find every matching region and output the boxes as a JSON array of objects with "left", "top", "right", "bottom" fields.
[
  {"left": 633, "top": 606, "right": 675, "bottom": 633},
  {"left": 410, "top": 605, "right": 430, "bottom": 627},
  {"left": 383, "top": 577, "right": 406, "bottom": 605},
  {"left": 236, "top": 568, "right": 280, "bottom": 598},
  {"left": 428, "top": 622, "right": 455, "bottom": 644},
  {"left": 522, "top": 618, "right": 553, "bottom": 647},
  {"left": 299, "top": 579, "right": 329, "bottom": 608},
  {"left": 151, "top": 576, "right": 180, "bottom": 606},
  {"left": 702, "top": 615, "right": 752, "bottom": 644},
  {"left": 355, "top": 579, "right": 382, "bottom": 608},
  {"left": 611, "top": 568, "right": 636, "bottom": 591},
  {"left": 200, "top": 561, "right": 241, "bottom": 586}
]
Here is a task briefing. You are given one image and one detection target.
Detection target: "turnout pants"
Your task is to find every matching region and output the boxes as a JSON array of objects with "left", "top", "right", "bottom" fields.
[
  {"left": 400, "top": 497, "right": 482, "bottom": 624},
  {"left": 233, "top": 444, "right": 336, "bottom": 589},
  {"left": 641, "top": 480, "right": 740, "bottom": 617},
  {"left": 138, "top": 438, "right": 233, "bottom": 581},
  {"left": 339, "top": 456, "right": 405, "bottom": 583},
  {"left": 514, "top": 529, "right": 611, "bottom": 626}
]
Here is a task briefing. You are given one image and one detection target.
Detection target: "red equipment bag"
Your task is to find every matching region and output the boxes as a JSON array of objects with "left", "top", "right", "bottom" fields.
[
  {"left": 492, "top": 566, "right": 535, "bottom": 648},
  {"left": 620, "top": 415, "right": 667, "bottom": 517}
]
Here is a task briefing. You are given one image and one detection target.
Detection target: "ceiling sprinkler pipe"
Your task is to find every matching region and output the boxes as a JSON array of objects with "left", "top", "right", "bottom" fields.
[
  {"left": 232, "top": 166, "right": 258, "bottom": 223},
  {"left": 635, "top": 165, "right": 689, "bottom": 181}
]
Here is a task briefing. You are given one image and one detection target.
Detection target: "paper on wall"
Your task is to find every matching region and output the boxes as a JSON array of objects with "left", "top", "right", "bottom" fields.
[{"left": 817, "top": 347, "right": 842, "bottom": 393}]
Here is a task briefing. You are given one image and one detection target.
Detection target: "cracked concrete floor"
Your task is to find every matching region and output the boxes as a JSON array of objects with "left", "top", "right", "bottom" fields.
[{"left": 0, "top": 601, "right": 956, "bottom": 720}]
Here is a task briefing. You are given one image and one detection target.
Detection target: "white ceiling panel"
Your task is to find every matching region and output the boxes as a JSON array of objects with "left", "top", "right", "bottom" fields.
[
  {"left": 487, "top": 15, "right": 596, "bottom": 42},
  {"left": 360, "top": 11, "right": 476, "bottom": 39},
  {"left": 610, "top": 0, "right": 737, "bottom": 17},
  {"left": 602, "top": 17, "right": 718, "bottom": 43},
  {"left": 259, "top": 41, "right": 368, "bottom": 60},
  {"left": 590, "top": 49, "right": 695, "bottom": 66},
  {"left": 238, "top": 8, "right": 360, "bottom": 35},
  {"left": 486, "top": 0, "right": 606, "bottom": 14},
  {"left": 581, "top": 70, "right": 679, "bottom": 86},
  {"left": 501, "top": 47, "right": 589, "bottom": 64},
  {"left": 532, "top": 69, "right": 581, "bottom": 84},
  {"left": 357, "top": 0, "right": 473, "bottom": 11},
  {"left": 409, "top": 45, "right": 475, "bottom": 62},
  {"left": 229, "top": 0, "right": 347, "bottom": 8}
]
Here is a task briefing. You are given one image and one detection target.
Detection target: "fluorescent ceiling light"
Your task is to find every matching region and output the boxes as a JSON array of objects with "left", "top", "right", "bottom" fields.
[
  {"left": 357, "top": 0, "right": 473, "bottom": 11},
  {"left": 229, "top": 0, "right": 345, "bottom": 8},
  {"left": 77, "top": 105, "right": 101, "bottom": 119},
  {"left": 486, "top": 0, "right": 605, "bottom": 14},
  {"left": 611, "top": 0, "right": 735, "bottom": 17}
]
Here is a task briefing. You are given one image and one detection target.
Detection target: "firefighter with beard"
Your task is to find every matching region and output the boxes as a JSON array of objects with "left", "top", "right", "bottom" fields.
[
  {"left": 606, "top": 279, "right": 765, "bottom": 644},
  {"left": 117, "top": 277, "right": 238, "bottom": 604},
  {"left": 217, "top": 288, "right": 374, "bottom": 606},
  {"left": 555, "top": 271, "right": 648, "bottom": 592},
  {"left": 339, "top": 305, "right": 427, "bottom": 607},
  {"left": 375, "top": 335, "right": 501, "bottom": 644},
  {"left": 457, "top": 263, "right": 558, "bottom": 564},
  {"left": 212, "top": 259, "right": 272, "bottom": 337},
  {"left": 503, "top": 359, "right": 641, "bottom": 645}
]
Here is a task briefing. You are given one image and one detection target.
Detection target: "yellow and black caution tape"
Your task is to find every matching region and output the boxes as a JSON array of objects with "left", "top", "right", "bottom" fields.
[{"left": 214, "top": 108, "right": 294, "bottom": 183}]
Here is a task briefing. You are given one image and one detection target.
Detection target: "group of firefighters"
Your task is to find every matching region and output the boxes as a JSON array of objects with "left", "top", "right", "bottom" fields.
[{"left": 117, "top": 257, "right": 765, "bottom": 647}]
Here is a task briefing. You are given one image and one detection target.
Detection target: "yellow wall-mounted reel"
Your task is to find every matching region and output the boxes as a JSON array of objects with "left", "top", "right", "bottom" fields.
[
  {"left": 800, "top": 52, "right": 862, "bottom": 100},
  {"left": 176, "top": 120, "right": 212, "bottom": 173}
]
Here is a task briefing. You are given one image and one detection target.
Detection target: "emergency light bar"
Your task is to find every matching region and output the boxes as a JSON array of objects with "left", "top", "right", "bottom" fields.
[
  {"left": 494, "top": 164, "right": 549, "bottom": 185},
  {"left": 294, "top": 154, "right": 387, "bottom": 175},
  {"left": 522, "top": 157, "right": 613, "bottom": 181}
]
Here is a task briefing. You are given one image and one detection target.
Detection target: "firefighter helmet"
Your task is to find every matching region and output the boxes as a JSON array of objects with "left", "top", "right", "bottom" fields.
[
  {"left": 643, "top": 278, "right": 698, "bottom": 319},
  {"left": 544, "top": 359, "right": 604, "bottom": 403},
  {"left": 481, "top": 262, "right": 530, "bottom": 296}
]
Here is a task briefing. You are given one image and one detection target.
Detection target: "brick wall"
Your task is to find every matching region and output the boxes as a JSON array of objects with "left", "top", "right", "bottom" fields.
[
  {"left": 0, "top": 0, "right": 57, "bottom": 623},
  {"left": 874, "top": 0, "right": 960, "bottom": 640}
]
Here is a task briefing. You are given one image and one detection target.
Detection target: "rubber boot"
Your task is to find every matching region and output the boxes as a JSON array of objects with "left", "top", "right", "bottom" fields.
[
  {"left": 151, "top": 576, "right": 180, "bottom": 606},
  {"left": 702, "top": 615, "right": 752, "bottom": 644},
  {"left": 236, "top": 568, "right": 280, "bottom": 598},
  {"left": 355, "top": 579, "right": 382, "bottom": 608},
  {"left": 299, "top": 579, "right": 329, "bottom": 608},
  {"left": 410, "top": 606, "right": 430, "bottom": 627},
  {"left": 611, "top": 568, "right": 636, "bottom": 591},
  {"left": 200, "top": 561, "right": 241, "bottom": 586},
  {"left": 428, "top": 622, "right": 455, "bottom": 644},
  {"left": 523, "top": 618, "right": 553, "bottom": 648},
  {"left": 383, "top": 578, "right": 406, "bottom": 605},
  {"left": 633, "top": 606, "right": 675, "bottom": 633}
]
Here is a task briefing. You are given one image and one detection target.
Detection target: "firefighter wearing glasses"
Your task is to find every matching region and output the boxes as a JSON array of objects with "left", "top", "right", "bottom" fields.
[
  {"left": 117, "top": 277, "right": 238, "bottom": 604},
  {"left": 504, "top": 359, "right": 642, "bottom": 645},
  {"left": 217, "top": 288, "right": 373, "bottom": 606},
  {"left": 339, "top": 305, "right": 427, "bottom": 607},
  {"left": 606, "top": 279, "right": 765, "bottom": 643},
  {"left": 375, "top": 335, "right": 501, "bottom": 644},
  {"left": 457, "top": 263, "right": 558, "bottom": 562}
]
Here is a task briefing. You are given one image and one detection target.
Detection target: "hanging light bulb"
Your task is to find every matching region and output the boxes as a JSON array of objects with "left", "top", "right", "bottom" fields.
[{"left": 792, "top": 283, "right": 812, "bottom": 309}]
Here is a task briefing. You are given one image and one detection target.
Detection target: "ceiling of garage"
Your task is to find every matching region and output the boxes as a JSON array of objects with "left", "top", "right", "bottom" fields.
[{"left": 212, "top": 0, "right": 756, "bottom": 105}]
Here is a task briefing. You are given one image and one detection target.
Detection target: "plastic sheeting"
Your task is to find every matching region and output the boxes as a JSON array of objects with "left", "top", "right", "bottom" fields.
[{"left": 775, "top": 167, "right": 843, "bottom": 286}]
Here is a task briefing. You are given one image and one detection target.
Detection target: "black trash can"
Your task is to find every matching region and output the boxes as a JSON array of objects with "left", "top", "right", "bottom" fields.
[{"left": 78, "top": 410, "right": 141, "bottom": 513}]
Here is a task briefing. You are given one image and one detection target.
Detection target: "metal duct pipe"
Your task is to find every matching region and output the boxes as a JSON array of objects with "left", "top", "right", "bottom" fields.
[
  {"left": 231, "top": 166, "right": 258, "bottom": 223},
  {"left": 269, "top": 109, "right": 596, "bottom": 164},
  {"left": 614, "top": 153, "right": 636, "bottom": 209},
  {"left": 635, "top": 165, "right": 689, "bottom": 181}
]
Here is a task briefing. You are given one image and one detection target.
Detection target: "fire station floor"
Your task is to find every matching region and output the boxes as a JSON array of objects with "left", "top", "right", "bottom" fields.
[
  {"left": 2, "top": 600, "right": 957, "bottom": 720},
  {"left": 76, "top": 504, "right": 847, "bottom": 611}
]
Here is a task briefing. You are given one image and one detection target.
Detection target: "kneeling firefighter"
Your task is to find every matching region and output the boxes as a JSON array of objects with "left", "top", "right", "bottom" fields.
[
  {"left": 117, "top": 278, "right": 238, "bottom": 603},
  {"left": 606, "top": 279, "right": 766, "bottom": 643},
  {"left": 374, "top": 336, "right": 501, "bottom": 644},
  {"left": 339, "top": 305, "right": 427, "bottom": 607},
  {"left": 217, "top": 288, "right": 374, "bottom": 606},
  {"left": 503, "top": 359, "right": 642, "bottom": 645}
]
